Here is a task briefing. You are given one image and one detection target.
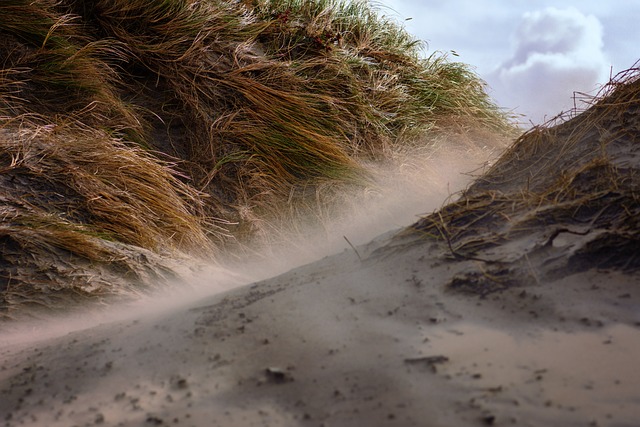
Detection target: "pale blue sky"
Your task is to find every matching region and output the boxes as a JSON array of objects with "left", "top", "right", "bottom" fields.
[{"left": 375, "top": 1, "right": 639, "bottom": 125}]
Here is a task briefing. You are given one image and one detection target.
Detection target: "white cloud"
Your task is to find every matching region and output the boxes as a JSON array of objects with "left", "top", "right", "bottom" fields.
[{"left": 486, "top": 7, "right": 609, "bottom": 125}]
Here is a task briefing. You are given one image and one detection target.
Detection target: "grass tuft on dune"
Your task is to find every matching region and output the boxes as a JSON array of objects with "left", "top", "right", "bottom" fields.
[
  {"left": 399, "top": 66, "right": 640, "bottom": 295},
  {"left": 0, "top": 0, "right": 514, "bottom": 316}
]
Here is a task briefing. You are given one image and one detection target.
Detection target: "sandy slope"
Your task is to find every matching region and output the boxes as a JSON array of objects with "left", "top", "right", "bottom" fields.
[
  {"left": 0, "top": 227, "right": 638, "bottom": 427},
  {"left": 2, "top": 72, "right": 640, "bottom": 427}
]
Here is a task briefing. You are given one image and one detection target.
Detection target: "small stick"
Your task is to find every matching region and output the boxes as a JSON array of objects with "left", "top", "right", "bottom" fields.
[{"left": 343, "top": 235, "right": 362, "bottom": 262}]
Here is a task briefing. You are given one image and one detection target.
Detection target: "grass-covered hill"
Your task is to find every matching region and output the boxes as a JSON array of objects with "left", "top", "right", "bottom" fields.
[{"left": 0, "top": 0, "right": 515, "bottom": 316}]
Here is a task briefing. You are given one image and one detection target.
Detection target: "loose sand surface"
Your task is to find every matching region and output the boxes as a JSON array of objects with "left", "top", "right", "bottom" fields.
[
  {"left": 1, "top": 228, "right": 638, "bottom": 427},
  {"left": 2, "top": 74, "right": 640, "bottom": 426}
]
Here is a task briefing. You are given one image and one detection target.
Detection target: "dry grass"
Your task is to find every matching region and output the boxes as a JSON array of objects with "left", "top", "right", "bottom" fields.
[
  {"left": 65, "top": 0, "right": 513, "bottom": 234},
  {"left": 395, "top": 66, "right": 640, "bottom": 295},
  {"left": 0, "top": 0, "right": 516, "bottom": 315},
  {"left": 0, "top": 119, "right": 214, "bottom": 252},
  {"left": 0, "top": 118, "right": 217, "bottom": 318},
  {"left": 0, "top": 0, "right": 143, "bottom": 140}
]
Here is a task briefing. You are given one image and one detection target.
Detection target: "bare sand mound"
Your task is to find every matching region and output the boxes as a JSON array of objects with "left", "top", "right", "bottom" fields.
[{"left": 1, "top": 72, "right": 639, "bottom": 426}]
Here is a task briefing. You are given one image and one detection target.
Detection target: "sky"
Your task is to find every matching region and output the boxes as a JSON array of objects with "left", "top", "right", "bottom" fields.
[{"left": 375, "top": 1, "right": 640, "bottom": 125}]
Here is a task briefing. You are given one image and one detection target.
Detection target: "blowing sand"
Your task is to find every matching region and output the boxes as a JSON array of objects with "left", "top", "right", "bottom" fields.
[
  {"left": 0, "top": 230, "right": 638, "bottom": 427},
  {"left": 1, "top": 73, "right": 640, "bottom": 427}
]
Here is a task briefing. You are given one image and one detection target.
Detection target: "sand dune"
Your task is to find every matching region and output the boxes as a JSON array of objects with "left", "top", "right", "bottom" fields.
[
  {"left": 0, "top": 223, "right": 637, "bottom": 426},
  {"left": 1, "top": 68, "right": 639, "bottom": 427}
]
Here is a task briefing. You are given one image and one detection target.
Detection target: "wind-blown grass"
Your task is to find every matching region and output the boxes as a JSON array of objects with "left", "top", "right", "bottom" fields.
[
  {"left": 0, "top": 0, "right": 515, "bottom": 315},
  {"left": 397, "top": 67, "right": 640, "bottom": 295}
]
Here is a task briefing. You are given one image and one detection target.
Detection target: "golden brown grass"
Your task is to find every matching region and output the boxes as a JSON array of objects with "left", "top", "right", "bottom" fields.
[
  {"left": 0, "top": 0, "right": 516, "bottom": 315},
  {"left": 0, "top": 117, "right": 218, "bottom": 317},
  {"left": 60, "top": 0, "right": 514, "bottom": 233}
]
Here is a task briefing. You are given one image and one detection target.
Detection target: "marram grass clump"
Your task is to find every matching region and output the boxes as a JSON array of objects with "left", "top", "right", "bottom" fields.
[
  {"left": 0, "top": 0, "right": 514, "bottom": 316},
  {"left": 395, "top": 67, "right": 640, "bottom": 296}
]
